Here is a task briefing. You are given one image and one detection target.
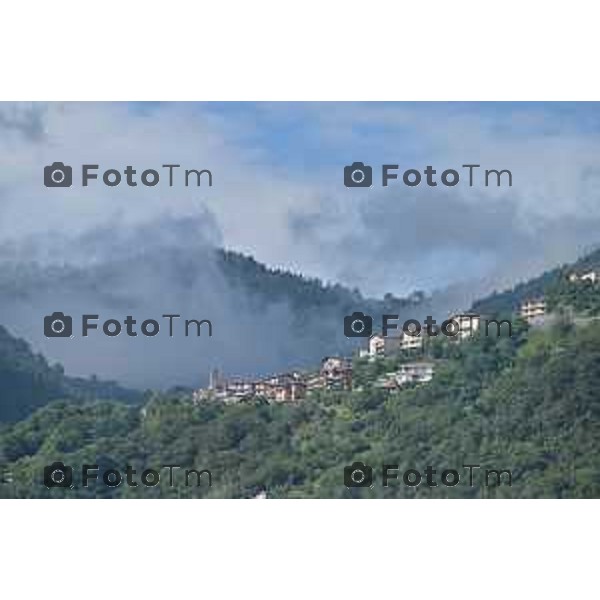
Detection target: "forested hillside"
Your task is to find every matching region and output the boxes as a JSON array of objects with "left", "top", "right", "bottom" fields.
[
  {"left": 473, "top": 245, "right": 600, "bottom": 316},
  {"left": 0, "top": 325, "right": 65, "bottom": 422},
  {"left": 0, "top": 325, "right": 141, "bottom": 423},
  {"left": 1, "top": 248, "right": 600, "bottom": 498},
  {"left": 0, "top": 247, "right": 428, "bottom": 422},
  {"left": 1, "top": 317, "right": 599, "bottom": 498},
  {"left": 216, "top": 248, "right": 427, "bottom": 316}
]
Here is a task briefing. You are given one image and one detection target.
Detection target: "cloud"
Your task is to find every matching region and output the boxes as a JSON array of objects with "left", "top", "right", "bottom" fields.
[
  {"left": 1, "top": 101, "right": 599, "bottom": 386},
  {"left": 281, "top": 103, "right": 600, "bottom": 298},
  {"left": 0, "top": 215, "right": 365, "bottom": 388},
  {"left": 1, "top": 101, "right": 599, "bottom": 320}
]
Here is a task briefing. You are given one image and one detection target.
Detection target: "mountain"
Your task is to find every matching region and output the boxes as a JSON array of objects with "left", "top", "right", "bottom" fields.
[
  {"left": 0, "top": 325, "right": 65, "bottom": 422},
  {"left": 0, "top": 324, "right": 141, "bottom": 423},
  {"left": 0, "top": 219, "right": 432, "bottom": 388},
  {"left": 472, "top": 245, "right": 600, "bottom": 316},
  {"left": 2, "top": 315, "right": 599, "bottom": 498},
  {"left": 0, "top": 244, "right": 428, "bottom": 420},
  {"left": 216, "top": 248, "right": 428, "bottom": 317},
  {"left": 1, "top": 246, "right": 600, "bottom": 497}
]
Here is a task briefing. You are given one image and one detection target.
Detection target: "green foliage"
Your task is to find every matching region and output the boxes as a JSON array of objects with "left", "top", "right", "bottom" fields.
[
  {"left": 473, "top": 245, "right": 600, "bottom": 316},
  {"left": 2, "top": 320, "right": 599, "bottom": 498},
  {"left": 546, "top": 279, "right": 600, "bottom": 315},
  {"left": 2, "top": 248, "right": 600, "bottom": 498},
  {"left": 0, "top": 325, "right": 142, "bottom": 423},
  {"left": 0, "top": 325, "right": 65, "bottom": 423},
  {"left": 217, "top": 249, "right": 427, "bottom": 317}
]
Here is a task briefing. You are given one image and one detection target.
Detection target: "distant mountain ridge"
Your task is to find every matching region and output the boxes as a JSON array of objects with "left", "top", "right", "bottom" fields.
[
  {"left": 472, "top": 246, "right": 600, "bottom": 316},
  {"left": 2, "top": 244, "right": 600, "bottom": 498},
  {"left": 0, "top": 324, "right": 142, "bottom": 423},
  {"left": 2, "top": 242, "right": 599, "bottom": 423},
  {"left": 216, "top": 248, "right": 428, "bottom": 316},
  {"left": 0, "top": 247, "right": 429, "bottom": 421}
]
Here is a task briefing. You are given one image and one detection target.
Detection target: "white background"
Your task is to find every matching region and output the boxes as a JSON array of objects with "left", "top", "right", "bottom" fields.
[
  {"left": 2, "top": 1, "right": 598, "bottom": 100},
  {"left": 1, "top": 1, "right": 599, "bottom": 599}
]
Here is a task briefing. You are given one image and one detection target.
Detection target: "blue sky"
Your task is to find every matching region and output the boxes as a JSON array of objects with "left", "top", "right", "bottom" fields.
[
  {"left": 1, "top": 101, "right": 600, "bottom": 299},
  {"left": 134, "top": 101, "right": 600, "bottom": 169}
]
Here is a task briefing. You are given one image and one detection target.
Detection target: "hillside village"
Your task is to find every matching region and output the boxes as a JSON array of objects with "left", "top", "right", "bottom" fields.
[
  {"left": 191, "top": 311, "right": 483, "bottom": 404},
  {"left": 3, "top": 259, "right": 600, "bottom": 499},
  {"left": 192, "top": 268, "right": 600, "bottom": 406}
]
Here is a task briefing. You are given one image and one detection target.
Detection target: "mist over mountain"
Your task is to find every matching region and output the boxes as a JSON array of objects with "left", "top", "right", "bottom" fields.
[{"left": 0, "top": 215, "right": 432, "bottom": 389}]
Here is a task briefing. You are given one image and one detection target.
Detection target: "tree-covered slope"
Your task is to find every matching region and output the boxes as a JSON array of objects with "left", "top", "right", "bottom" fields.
[
  {"left": 2, "top": 319, "right": 599, "bottom": 498},
  {"left": 0, "top": 325, "right": 65, "bottom": 423},
  {"left": 473, "top": 246, "right": 600, "bottom": 316},
  {"left": 216, "top": 248, "right": 428, "bottom": 316},
  {"left": 0, "top": 325, "right": 141, "bottom": 423}
]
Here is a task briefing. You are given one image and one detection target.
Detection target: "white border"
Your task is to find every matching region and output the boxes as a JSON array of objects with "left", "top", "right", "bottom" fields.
[
  {"left": 1, "top": 500, "right": 595, "bottom": 599},
  {"left": 1, "top": 2, "right": 599, "bottom": 597},
  {"left": 1, "top": 1, "right": 599, "bottom": 100}
]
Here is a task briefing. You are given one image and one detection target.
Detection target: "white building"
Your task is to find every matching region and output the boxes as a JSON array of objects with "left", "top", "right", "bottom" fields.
[
  {"left": 447, "top": 312, "right": 481, "bottom": 340},
  {"left": 367, "top": 333, "right": 402, "bottom": 358},
  {"left": 394, "top": 361, "right": 435, "bottom": 386},
  {"left": 520, "top": 299, "right": 546, "bottom": 323},
  {"left": 365, "top": 331, "right": 422, "bottom": 359},
  {"left": 375, "top": 361, "right": 435, "bottom": 390},
  {"left": 569, "top": 270, "right": 598, "bottom": 284},
  {"left": 399, "top": 331, "right": 423, "bottom": 351}
]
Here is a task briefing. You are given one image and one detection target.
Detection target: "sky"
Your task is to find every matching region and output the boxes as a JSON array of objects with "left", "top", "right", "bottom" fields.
[
  {"left": 1, "top": 102, "right": 599, "bottom": 386},
  {"left": 1, "top": 102, "right": 600, "bottom": 296}
]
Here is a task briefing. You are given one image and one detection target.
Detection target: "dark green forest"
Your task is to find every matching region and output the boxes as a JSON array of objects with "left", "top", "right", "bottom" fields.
[
  {"left": 0, "top": 325, "right": 141, "bottom": 423},
  {"left": 1, "top": 248, "right": 600, "bottom": 498}
]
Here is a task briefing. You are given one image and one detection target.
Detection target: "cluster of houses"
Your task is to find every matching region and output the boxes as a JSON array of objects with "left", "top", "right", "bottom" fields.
[
  {"left": 192, "top": 312, "right": 481, "bottom": 406},
  {"left": 192, "top": 352, "right": 436, "bottom": 405},
  {"left": 192, "top": 270, "right": 598, "bottom": 406},
  {"left": 192, "top": 357, "right": 353, "bottom": 405},
  {"left": 355, "top": 311, "right": 482, "bottom": 392},
  {"left": 519, "top": 269, "right": 599, "bottom": 325},
  {"left": 359, "top": 311, "right": 482, "bottom": 360}
]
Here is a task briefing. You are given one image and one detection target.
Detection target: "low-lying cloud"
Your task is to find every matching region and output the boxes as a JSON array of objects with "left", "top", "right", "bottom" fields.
[{"left": 1, "top": 102, "right": 600, "bottom": 386}]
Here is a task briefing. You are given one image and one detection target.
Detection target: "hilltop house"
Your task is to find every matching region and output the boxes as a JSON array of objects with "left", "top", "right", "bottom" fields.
[{"left": 568, "top": 270, "right": 599, "bottom": 284}]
